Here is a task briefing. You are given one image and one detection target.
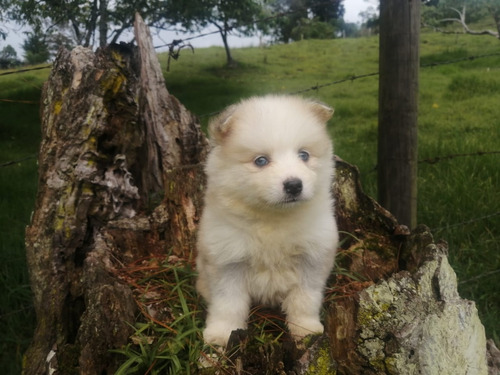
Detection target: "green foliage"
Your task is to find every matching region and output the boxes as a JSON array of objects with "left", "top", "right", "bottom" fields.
[
  {"left": 0, "top": 44, "right": 20, "bottom": 68},
  {"left": 167, "top": 0, "right": 267, "bottom": 65},
  {"left": 22, "top": 29, "right": 50, "bottom": 64},
  {"left": 0, "top": 67, "right": 45, "bottom": 374},
  {"left": 422, "top": 0, "right": 500, "bottom": 37},
  {"left": 4, "top": 0, "right": 175, "bottom": 48},
  {"left": 357, "top": 2, "right": 379, "bottom": 33},
  {"left": 269, "top": 0, "right": 345, "bottom": 43},
  {"left": 169, "top": 0, "right": 264, "bottom": 35},
  {"left": 424, "top": 0, "right": 490, "bottom": 23},
  {"left": 446, "top": 73, "right": 500, "bottom": 100},
  {"left": 307, "top": 0, "right": 344, "bottom": 22},
  {"left": 113, "top": 266, "right": 204, "bottom": 375},
  {"left": 290, "top": 18, "right": 336, "bottom": 41}
]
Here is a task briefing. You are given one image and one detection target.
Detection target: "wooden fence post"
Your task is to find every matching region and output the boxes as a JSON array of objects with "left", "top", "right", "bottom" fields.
[{"left": 377, "top": 0, "right": 420, "bottom": 228}]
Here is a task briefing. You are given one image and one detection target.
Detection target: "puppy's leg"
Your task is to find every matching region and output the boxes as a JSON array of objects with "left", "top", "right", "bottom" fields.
[
  {"left": 203, "top": 265, "right": 250, "bottom": 347},
  {"left": 282, "top": 286, "right": 324, "bottom": 339}
]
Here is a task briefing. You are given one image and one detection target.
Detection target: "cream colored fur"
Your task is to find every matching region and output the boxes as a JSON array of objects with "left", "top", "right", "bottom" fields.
[{"left": 196, "top": 95, "right": 339, "bottom": 347}]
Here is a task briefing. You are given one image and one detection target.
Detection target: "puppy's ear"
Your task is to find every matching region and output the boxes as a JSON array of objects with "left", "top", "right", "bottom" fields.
[
  {"left": 208, "top": 104, "right": 237, "bottom": 145},
  {"left": 308, "top": 101, "right": 334, "bottom": 123}
]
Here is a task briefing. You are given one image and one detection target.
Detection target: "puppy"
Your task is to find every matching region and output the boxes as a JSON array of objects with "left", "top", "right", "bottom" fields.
[{"left": 196, "top": 95, "right": 338, "bottom": 347}]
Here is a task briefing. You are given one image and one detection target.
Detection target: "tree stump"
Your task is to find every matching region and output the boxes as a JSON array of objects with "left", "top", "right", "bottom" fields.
[
  {"left": 24, "top": 14, "right": 207, "bottom": 375},
  {"left": 24, "top": 13, "right": 495, "bottom": 375}
]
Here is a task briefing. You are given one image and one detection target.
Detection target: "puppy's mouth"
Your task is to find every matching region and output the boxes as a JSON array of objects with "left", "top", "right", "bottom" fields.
[{"left": 280, "top": 195, "right": 304, "bottom": 205}]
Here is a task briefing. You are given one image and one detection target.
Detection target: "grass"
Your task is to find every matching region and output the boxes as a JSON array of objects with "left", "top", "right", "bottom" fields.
[
  {"left": 112, "top": 257, "right": 205, "bottom": 374},
  {"left": 0, "top": 69, "right": 46, "bottom": 373},
  {"left": 1, "top": 29, "right": 499, "bottom": 372}
]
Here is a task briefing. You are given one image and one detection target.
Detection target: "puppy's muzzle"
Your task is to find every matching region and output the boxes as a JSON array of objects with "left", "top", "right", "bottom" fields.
[{"left": 283, "top": 178, "right": 303, "bottom": 198}]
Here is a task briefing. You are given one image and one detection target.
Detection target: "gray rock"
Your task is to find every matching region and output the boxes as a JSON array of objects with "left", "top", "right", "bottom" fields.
[{"left": 358, "top": 237, "right": 487, "bottom": 375}]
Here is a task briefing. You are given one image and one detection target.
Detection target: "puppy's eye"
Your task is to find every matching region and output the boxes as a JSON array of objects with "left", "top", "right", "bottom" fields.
[
  {"left": 298, "top": 150, "right": 310, "bottom": 162},
  {"left": 254, "top": 156, "right": 270, "bottom": 167}
]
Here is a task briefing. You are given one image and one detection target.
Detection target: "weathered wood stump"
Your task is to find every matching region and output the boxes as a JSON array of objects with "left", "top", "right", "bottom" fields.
[
  {"left": 24, "top": 14, "right": 207, "bottom": 374},
  {"left": 24, "top": 13, "right": 496, "bottom": 375}
]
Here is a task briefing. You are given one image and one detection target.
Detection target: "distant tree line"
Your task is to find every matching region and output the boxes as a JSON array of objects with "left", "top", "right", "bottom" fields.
[
  {"left": 1, "top": 0, "right": 348, "bottom": 66},
  {"left": 0, "top": 0, "right": 498, "bottom": 67}
]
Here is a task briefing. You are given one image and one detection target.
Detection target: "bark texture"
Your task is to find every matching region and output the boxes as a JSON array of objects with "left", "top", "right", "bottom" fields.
[{"left": 24, "top": 14, "right": 207, "bottom": 374}]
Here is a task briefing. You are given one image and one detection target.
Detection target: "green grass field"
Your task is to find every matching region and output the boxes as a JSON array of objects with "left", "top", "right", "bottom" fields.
[
  {"left": 1, "top": 30, "right": 499, "bottom": 372},
  {"left": 0, "top": 69, "right": 44, "bottom": 372}
]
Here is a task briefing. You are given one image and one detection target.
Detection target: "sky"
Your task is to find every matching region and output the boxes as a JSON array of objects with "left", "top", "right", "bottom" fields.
[
  {"left": 344, "top": 0, "right": 372, "bottom": 23},
  {"left": 2, "top": 0, "right": 373, "bottom": 57}
]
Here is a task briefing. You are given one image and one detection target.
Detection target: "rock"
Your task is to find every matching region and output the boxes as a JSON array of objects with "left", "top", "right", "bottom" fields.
[{"left": 357, "top": 232, "right": 487, "bottom": 374}]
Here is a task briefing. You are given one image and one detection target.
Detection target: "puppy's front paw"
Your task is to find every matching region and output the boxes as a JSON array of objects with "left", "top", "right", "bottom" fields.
[
  {"left": 203, "top": 321, "right": 243, "bottom": 347},
  {"left": 287, "top": 318, "right": 324, "bottom": 340}
]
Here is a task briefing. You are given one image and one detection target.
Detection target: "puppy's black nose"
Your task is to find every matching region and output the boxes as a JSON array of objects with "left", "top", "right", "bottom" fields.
[{"left": 283, "top": 178, "right": 303, "bottom": 197}]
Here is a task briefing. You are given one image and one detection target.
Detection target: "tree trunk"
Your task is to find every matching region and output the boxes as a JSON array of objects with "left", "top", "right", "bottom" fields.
[
  {"left": 23, "top": 13, "right": 208, "bottom": 374},
  {"left": 377, "top": 0, "right": 420, "bottom": 229},
  {"left": 84, "top": 0, "right": 98, "bottom": 47},
  {"left": 216, "top": 23, "right": 236, "bottom": 67},
  {"left": 490, "top": 5, "right": 500, "bottom": 38},
  {"left": 99, "top": 0, "right": 108, "bottom": 48}
]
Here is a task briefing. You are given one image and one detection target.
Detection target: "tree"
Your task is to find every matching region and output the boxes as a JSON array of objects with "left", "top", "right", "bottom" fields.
[
  {"left": 4, "top": 0, "right": 173, "bottom": 48},
  {"left": 22, "top": 29, "right": 50, "bottom": 64},
  {"left": 269, "top": 0, "right": 345, "bottom": 42},
  {"left": 8, "top": 0, "right": 101, "bottom": 47},
  {"left": 359, "top": 0, "right": 444, "bottom": 36},
  {"left": 0, "top": 44, "right": 20, "bottom": 68},
  {"left": 270, "top": 0, "right": 308, "bottom": 43},
  {"left": 4, "top": 0, "right": 266, "bottom": 66},
  {"left": 423, "top": 0, "right": 500, "bottom": 39},
  {"left": 359, "top": 3, "right": 380, "bottom": 35},
  {"left": 168, "top": 0, "right": 266, "bottom": 67},
  {"left": 308, "top": 0, "right": 344, "bottom": 22},
  {"left": 290, "top": 18, "right": 336, "bottom": 40},
  {"left": 0, "top": 2, "right": 6, "bottom": 40}
]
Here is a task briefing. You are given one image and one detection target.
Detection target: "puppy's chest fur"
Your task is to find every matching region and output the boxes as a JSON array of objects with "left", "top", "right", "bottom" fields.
[{"left": 240, "top": 221, "right": 312, "bottom": 304}]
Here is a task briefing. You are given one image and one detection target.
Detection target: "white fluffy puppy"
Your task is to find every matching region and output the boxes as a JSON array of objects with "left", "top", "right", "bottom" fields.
[{"left": 196, "top": 95, "right": 338, "bottom": 347}]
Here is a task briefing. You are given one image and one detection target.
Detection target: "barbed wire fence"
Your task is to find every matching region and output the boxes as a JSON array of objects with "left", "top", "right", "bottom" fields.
[
  {"left": 1, "top": 15, "right": 499, "bottom": 240},
  {"left": 7, "top": 50, "right": 500, "bottom": 104},
  {"left": 0, "top": 64, "right": 52, "bottom": 77}
]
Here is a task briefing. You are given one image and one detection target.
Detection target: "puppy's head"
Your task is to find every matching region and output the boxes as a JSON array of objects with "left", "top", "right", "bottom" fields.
[{"left": 206, "top": 95, "right": 334, "bottom": 210}]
